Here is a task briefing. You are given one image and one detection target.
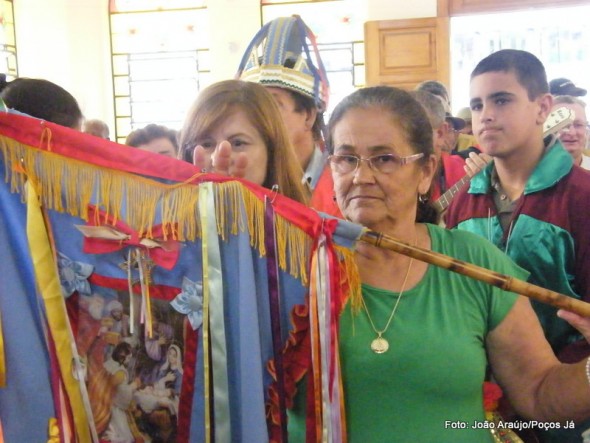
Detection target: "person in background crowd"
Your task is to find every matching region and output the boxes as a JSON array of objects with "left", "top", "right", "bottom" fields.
[
  {"left": 442, "top": 109, "right": 467, "bottom": 153},
  {"left": 0, "top": 74, "right": 83, "bottom": 130},
  {"left": 236, "top": 15, "right": 341, "bottom": 217},
  {"left": 416, "top": 79, "right": 451, "bottom": 104},
  {"left": 125, "top": 123, "right": 179, "bottom": 158},
  {"left": 412, "top": 91, "right": 490, "bottom": 216},
  {"left": 415, "top": 80, "right": 479, "bottom": 159},
  {"left": 552, "top": 95, "right": 590, "bottom": 170},
  {"left": 411, "top": 90, "right": 468, "bottom": 205},
  {"left": 456, "top": 106, "right": 473, "bottom": 135},
  {"left": 415, "top": 80, "right": 464, "bottom": 136},
  {"left": 445, "top": 49, "right": 590, "bottom": 443},
  {"left": 451, "top": 106, "right": 481, "bottom": 157},
  {"left": 84, "top": 119, "right": 110, "bottom": 140},
  {"left": 549, "top": 77, "right": 587, "bottom": 97}
]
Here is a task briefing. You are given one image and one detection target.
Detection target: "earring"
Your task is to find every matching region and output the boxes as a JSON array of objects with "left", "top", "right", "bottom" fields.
[
  {"left": 418, "top": 193, "right": 428, "bottom": 203},
  {"left": 270, "top": 184, "right": 280, "bottom": 204}
]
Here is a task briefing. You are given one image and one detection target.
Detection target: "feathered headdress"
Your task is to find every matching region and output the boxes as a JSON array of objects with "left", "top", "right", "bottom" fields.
[{"left": 236, "top": 15, "right": 330, "bottom": 112}]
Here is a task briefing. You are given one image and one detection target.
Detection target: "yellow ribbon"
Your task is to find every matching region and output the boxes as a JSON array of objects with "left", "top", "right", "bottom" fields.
[
  {"left": 308, "top": 247, "right": 324, "bottom": 443},
  {"left": 126, "top": 250, "right": 135, "bottom": 335},
  {"left": 47, "top": 418, "right": 60, "bottom": 443},
  {"left": 136, "top": 249, "right": 154, "bottom": 338},
  {"left": 200, "top": 182, "right": 232, "bottom": 443},
  {"left": 198, "top": 184, "right": 212, "bottom": 443},
  {"left": 26, "top": 182, "right": 92, "bottom": 443}
]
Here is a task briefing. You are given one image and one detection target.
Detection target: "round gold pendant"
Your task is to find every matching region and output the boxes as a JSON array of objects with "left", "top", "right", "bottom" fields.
[{"left": 370, "top": 337, "right": 389, "bottom": 354}]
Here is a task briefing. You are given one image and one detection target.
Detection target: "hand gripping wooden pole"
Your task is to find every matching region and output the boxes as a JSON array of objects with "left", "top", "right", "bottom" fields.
[{"left": 360, "top": 230, "right": 590, "bottom": 318}]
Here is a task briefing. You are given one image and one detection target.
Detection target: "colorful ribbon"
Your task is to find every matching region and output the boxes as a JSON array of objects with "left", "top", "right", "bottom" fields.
[
  {"left": 315, "top": 234, "right": 331, "bottom": 442},
  {"left": 307, "top": 227, "right": 347, "bottom": 443},
  {"left": 264, "top": 196, "right": 288, "bottom": 442},
  {"left": 136, "top": 248, "right": 154, "bottom": 338},
  {"left": 308, "top": 245, "right": 323, "bottom": 443},
  {"left": 198, "top": 182, "right": 232, "bottom": 443},
  {"left": 323, "top": 231, "right": 346, "bottom": 443}
]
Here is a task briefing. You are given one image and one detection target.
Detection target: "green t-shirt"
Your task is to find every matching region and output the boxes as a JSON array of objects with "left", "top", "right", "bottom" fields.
[{"left": 288, "top": 224, "right": 529, "bottom": 442}]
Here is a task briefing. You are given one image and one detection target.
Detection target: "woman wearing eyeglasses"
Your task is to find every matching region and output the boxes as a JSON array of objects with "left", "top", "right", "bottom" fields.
[
  {"left": 284, "top": 86, "right": 590, "bottom": 441},
  {"left": 178, "top": 79, "right": 309, "bottom": 205},
  {"left": 199, "top": 84, "right": 590, "bottom": 441}
]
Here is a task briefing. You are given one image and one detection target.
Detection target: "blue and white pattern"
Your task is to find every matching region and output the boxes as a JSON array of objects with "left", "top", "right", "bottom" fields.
[
  {"left": 57, "top": 252, "right": 94, "bottom": 297},
  {"left": 236, "top": 16, "right": 329, "bottom": 111},
  {"left": 170, "top": 276, "right": 203, "bottom": 330}
]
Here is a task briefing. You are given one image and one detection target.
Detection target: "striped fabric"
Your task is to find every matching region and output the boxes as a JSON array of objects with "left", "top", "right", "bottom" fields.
[{"left": 236, "top": 15, "right": 330, "bottom": 111}]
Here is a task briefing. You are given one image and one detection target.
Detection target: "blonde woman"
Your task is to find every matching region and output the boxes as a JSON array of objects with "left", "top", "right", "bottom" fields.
[{"left": 179, "top": 79, "right": 309, "bottom": 205}]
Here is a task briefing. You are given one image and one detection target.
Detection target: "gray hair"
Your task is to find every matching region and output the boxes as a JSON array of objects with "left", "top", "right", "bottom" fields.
[
  {"left": 553, "top": 95, "right": 586, "bottom": 108},
  {"left": 410, "top": 90, "right": 446, "bottom": 129}
]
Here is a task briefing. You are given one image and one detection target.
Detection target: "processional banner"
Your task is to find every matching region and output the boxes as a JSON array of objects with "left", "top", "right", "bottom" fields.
[{"left": 0, "top": 113, "right": 360, "bottom": 443}]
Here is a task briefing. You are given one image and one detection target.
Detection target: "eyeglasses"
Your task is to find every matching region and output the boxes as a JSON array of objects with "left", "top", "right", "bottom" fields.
[
  {"left": 328, "top": 153, "right": 424, "bottom": 175},
  {"left": 561, "top": 122, "right": 590, "bottom": 132}
]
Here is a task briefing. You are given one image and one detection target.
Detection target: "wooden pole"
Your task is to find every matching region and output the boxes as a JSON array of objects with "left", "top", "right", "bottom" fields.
[{"left": 360, "top": 230, "right": 590, "bottom": 318}]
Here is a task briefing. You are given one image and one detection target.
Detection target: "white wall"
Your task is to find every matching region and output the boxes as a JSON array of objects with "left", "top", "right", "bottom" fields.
[
  {"left": 209, "top": 0, "right": 261, "bottom": 81},
  {"left": 367, "top": 0, "right": 436, "bottom": 20},
  {"left": 12, "top": 0, "right": 437, "bottom": 129},
  {"left": 14, "top": 0, "right": 113, "bottom": 129}
]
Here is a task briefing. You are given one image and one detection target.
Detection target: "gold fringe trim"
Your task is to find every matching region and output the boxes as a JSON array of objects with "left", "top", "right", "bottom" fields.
[
  {"left": 0, "top": 136, "right": 324, "bottom": 283},
  {"left": 334, "top": 245, "right": 362, "bottom": 314}
]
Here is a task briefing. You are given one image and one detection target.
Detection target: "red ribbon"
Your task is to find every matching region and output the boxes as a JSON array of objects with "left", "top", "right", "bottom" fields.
[{"left": 80, "top": 205, "right": 180, "bottom": 270}]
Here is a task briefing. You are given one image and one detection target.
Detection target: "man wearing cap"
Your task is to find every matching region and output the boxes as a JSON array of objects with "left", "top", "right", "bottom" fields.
[
  {"left": 444, "top": 105, "right": 480, "bottom": 158},
  {"left": 456, "top": 107, "right": 473, "bottom": 135},
  {"left": 442, "top": 110, "right": 466, "bottom": 153},
  {"left": 552, "top": 95, "right": 590, "bottom": 170},
  {"left": 415, "top": 80, "right": 479, "bottom": 157},
  {"left": 549, "top": 77, "right": 587, "bottom": 97},
  {"left": 236, "top": 15, "right": 341, "bottom": 217},
  {"left": 412, "top": 91, "right": 468, "bottom": 201}
]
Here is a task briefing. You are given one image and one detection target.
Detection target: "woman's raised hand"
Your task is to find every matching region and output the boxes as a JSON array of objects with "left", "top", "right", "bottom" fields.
[{"left": 193, "top": 140, "right": 249, "bottom": 178}]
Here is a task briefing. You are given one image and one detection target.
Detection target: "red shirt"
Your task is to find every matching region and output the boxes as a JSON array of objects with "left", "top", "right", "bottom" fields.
[
  {"left": 310, "top": 166, "right": 343, "bottom": 218},
  {"left": 431, "top": 152, "right": 467, "bottom": 201}
]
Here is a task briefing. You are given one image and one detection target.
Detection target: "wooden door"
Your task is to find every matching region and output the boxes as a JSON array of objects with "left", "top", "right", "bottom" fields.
[{"left": 364, "top": 17, "right": 450, "bottom": 91}]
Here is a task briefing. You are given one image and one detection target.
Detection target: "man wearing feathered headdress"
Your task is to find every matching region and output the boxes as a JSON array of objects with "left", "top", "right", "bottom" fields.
[{"left": 236, "top": 15, "right": 341, "bottom": 217}]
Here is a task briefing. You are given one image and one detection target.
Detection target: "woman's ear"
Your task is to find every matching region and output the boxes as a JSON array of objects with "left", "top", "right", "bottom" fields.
[
  {"left": 418, "top": 154, "right": 438, "bottom": 195},
  {"left": 305, "top": 107, "right": 318, "bottom": 131}
]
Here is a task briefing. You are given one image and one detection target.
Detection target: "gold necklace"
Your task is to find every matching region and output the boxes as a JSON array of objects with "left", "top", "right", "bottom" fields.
[{"left": 361, "top": 242, "right": 415, "bottom": 354}]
